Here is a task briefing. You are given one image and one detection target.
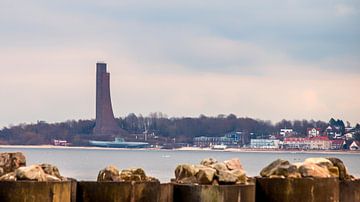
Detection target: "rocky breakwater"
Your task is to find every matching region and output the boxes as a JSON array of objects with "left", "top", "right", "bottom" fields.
[
  {"left": 77, "top": 165, "right": 161, "bottom": 202},
  {"left": 173, "top": 158, "right": 255, "bottom": 202},
  {"left": 256, "top": 157, "right": 358, "bottom": 202},
  {"left": 0, "top": 152, "right": 73, "bottom": 202}
]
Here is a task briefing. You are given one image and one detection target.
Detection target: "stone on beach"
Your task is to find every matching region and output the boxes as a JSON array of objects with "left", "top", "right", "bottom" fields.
[
  {"left": 175, "top": 157, "right": 248, "bottom": 185},
  {"left": 175, "top": 164, "right": 197, "bottom": 182},
  {"left": 326, "top": 157, "right": 352, "bottom": 180},
  {"left": 15, "top": 165, "right": 47, "bottom": 181},
  {"left": 217, "top": 170, "right": 238, "bottom": 184},
  {"left": 304, "top": 157, "right": 333, "bottom": 168},
  {"left": 0, "top": 172, "right": 16, "bottom": 181},
  {"left": 196, "top": 167, "right": 216, "bottom": 184},
  {"left": 119, "top": 168, "right": 148, "bottom": 181},
  {"left": 260, "top": 159, "right": 290, "bottom": 177},
  {"left": 97, "top": 165, "right": 120, "bottom": 182},
  {"left": 224, "top": 158, "right": 243, "bottom": 170},
  {"left": 299, "top": 163, "right": 331, "bottom": 178},
  {"left": 200, "top": 158, "right": 218, "bottom": 167},
  {"left": 210, "top": 162, "right": 228, "bottom": 172},
  {"left": 0, "top": 152, "right": 26, "bottom": 175},
  {"left": 97, "top": 166, "right": 158, "bottom": 182},
  {"left": 40, "top": 163, "right": 63, "bottom": 179}
]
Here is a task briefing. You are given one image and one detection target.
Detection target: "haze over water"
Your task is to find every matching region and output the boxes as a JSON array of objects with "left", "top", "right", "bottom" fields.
[{"left": 1, "top": 147, "right": 359, "bottom": 182}]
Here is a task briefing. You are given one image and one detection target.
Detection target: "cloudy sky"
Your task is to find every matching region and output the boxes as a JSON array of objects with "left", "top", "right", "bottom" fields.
[{"left": 0, "top": 0, "right": 359, "bottom": 127}]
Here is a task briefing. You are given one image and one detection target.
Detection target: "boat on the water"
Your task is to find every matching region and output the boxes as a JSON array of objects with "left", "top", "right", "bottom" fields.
[{"left": 89, "top": 137, "right": 149, "bottom": 148}]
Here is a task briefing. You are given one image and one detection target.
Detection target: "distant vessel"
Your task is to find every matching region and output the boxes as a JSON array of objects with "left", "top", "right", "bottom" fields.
[
  {"left": 89, "top": 137, "right": 149, "bottom": 148},
  {"left": 211, "top": 144, "right": 227, "bottom": 150}
]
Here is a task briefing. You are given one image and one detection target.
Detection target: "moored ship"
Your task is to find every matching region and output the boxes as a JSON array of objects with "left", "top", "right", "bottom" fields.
[{"left": 89, "top": 137, "right": 149, "bottom": 148}]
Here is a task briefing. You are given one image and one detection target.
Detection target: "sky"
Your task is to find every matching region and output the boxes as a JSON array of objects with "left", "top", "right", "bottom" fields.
[{"left": 0, "top": 0, "right": 359, "bottom": 127}]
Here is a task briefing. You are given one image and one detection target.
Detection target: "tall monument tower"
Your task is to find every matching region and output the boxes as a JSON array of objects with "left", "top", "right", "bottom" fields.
[{"left": 93, "top": 62, "right": 122, "bottom": 135}]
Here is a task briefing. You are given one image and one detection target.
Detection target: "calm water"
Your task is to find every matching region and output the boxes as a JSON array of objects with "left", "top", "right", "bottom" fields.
[{"left": 1, "top": 147, "right": 359, "bottom": 182}]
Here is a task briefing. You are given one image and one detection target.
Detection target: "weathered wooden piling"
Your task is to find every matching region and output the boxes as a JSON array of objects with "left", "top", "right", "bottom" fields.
[
  {"left": 173, "top": 183, "right": 255, "bottom": 202},
  {"left": 160, "top": 183, "right": 174, "bottom": 202},
  {"left": 0, "top": 181, "right": 72, "bottom": 202},
  {"left": 76, "top": 181, "right": 161, "bottom": 202},
  {"left": 340, "top": 179, "right": 360, "bottom": 202},
  {"left": 255, "top": 177, "right": 339, "bottom": 202}
]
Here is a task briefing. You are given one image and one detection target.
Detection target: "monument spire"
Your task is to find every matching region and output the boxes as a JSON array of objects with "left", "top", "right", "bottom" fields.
[{"left": 93, "top": 62, "right": 122, "bottom": 135}]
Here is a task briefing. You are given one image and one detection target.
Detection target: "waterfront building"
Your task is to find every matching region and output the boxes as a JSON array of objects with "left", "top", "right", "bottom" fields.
[
  {"left": 250, "top": 139, "right": 280, "bottom": 149},
  {"left": 283, "top": 138, "right": 309, "bottom": 149},
  {"left": 324, "top": 125, "right": 342, "bottom": 139},
  {"left": 193, "top": 131, "right": 249, "bottom": 147},
  {"left": 349, "top": 141, "right": 360, "bottom": 150},
  {"left": 280, "top": 128, "right": 294, "bottom": 137},
  {"left": 307, "top": 128, "right": 321, "bottom": 138},
  {"left": 308, "top": 136, "right": 331, "bottom": 150},
  {"left": 330, "top": 139, "right": 345, "bottom": 150},
  {"left": 283, "top": 136, "right": 331, "bottom": 150}
]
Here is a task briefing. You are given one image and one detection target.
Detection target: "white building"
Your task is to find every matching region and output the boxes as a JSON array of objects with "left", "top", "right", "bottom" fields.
[
  {"left": 250, "top": 139, "right": 280, "bottom": 149},
  {"left": 280, "top": 128, "right": 294, "bottom": 137}
]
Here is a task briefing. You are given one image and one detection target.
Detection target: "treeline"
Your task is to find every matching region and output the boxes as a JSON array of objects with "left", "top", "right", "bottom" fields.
[{"left": 0, "top": 113, "right": 358, "bottom": 145}]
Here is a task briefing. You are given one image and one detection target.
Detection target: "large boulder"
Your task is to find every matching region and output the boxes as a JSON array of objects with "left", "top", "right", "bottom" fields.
[
  {"left": 299, "top": 163, "right": 331, "bottom": 178},
  {"left": 175, "top": 164, "right": 197, "bottom": 182},
  {"left": 119, "top": 168, "right": 148, "bottom": 181},
  {"left": 224, "top": 158, "right": 243, "bottom": 170},
  {"left": 217, "top": 170, "right": 238, "bottom": 184},
  {"left": 260, "top": 159, "right": 290, "bottom": 177},
  {"left": 326, "top": 157, "right": 351, "bottom": 180},
  {"left": 210, "top": 162, "right": 228, "bottom": 172},
  {"left": 15, "top": 165, "right": 47, "bottom": 181},
  {"left": 304, "top": 157, "right": 333, "bottom": 168},
  {"left": 0, "top": 152, "right": 26, "bottom": 175},
  {"left": 97, "top": 165, "right": 120, "bottom": 182},
  {"left": 273, "top": 164, "right": 299, "bottom": 177},
  {"left": 230, "top": 169, "right": 247, "bottom": 184},
  {"left": 40, "top": 164, "right": 63, "bottom": 179},
  {"left": 0, "top": 172, "right": 16, "bottom": 181},
  {"left": 200, "top": 158, "right": 218, "bottom": 167},
  {"left": 195, "top": 167, "right": 216, "bottom": 184}
]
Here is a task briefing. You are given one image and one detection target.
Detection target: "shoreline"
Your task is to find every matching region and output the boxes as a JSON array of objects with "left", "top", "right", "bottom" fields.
[{"left": 0, "top": 144, "right": 359, "bottom": 155}]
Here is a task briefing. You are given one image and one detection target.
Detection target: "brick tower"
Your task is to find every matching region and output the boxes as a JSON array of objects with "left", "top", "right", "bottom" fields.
[{"left": 93, "top": 62, "right": 122, "bottom": 135}]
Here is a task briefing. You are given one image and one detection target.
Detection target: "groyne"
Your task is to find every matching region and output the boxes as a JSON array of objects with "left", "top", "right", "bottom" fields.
[
  {"left": 0, "top": 152, "right": 358, "bottom": 202},
  {"left": 0, "top": 179, "right": 358, "bottom": 202}
]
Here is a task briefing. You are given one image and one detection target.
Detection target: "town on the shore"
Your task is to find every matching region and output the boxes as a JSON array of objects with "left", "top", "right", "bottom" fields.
[{"left": 49, "top": 118, "right": 359, "bottom": 151}]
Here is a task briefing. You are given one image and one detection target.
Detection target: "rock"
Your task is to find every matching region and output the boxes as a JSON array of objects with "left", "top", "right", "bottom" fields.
[
  {"left": 40, "top": 164, "right": 62, "bottom": 179},
  {"left": 0, "top": 152, "right": 26, "bottom": 175},
  {"left": 328, "top": 166, "right": 339, "bottom": 177},
  {"left": 0, "top": 172, "right": 16, "bottom": 181},
  {"left": 230, "top": 169, "right": 247, "bottom": 184},
  {"left": 175, "top": 164, "right": 197, "bottom": 182},
  {"left": 196, "top": 167, "right": 216, "bottom": 184},
  {"left": 97, "top": 165, "right": 120, "bottom": 182},
  {"left": 15, "top": 165, "right": 47, "bottom": 181},
  {"left": 177, "top": 176, "right": 197, "bottom": 184},
  {"left": 217, "top": 170, "right": 238, "bottom": 184},
  {"left": 224, "top": 158, "right": 243, "bottom": 170},
  {"left": 299, "top": 163, "right": 331, "bottom": 178},
  {"left": 304, "top": 158, "right": 333, "bottom": 168},
  {"left": 200, "top": 158, "right": 218, "bottom": 167},
  {"left": 260, "top": 159, "right": 290, "bottom": 177},
  {"left": 210, "top": 163, "right": 228, "bottom": 172},
  {"left": 287, "top": 172, "right": 302, "bottom": 178},
  {"left": 273, "top": 164, "right": 298, "bottom": 177},
  {"left": 45, "top": 174, "right": 61, "bottom": 181},
  {"left": 119, "top": 168, "right": 147, "bottom": 181},
  {"left": 326, "top": 157, "right": 351, "bottom": 180}
]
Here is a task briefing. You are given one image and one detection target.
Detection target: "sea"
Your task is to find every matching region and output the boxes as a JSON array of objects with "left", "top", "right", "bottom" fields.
[{"left": 1, "top": 147, "right": 359, "bottom": 182}]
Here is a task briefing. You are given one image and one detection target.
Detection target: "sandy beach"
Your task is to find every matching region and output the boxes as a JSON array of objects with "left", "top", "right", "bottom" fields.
[{"left": 0, "top": 144, "right": 359, "bottom": 155}]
